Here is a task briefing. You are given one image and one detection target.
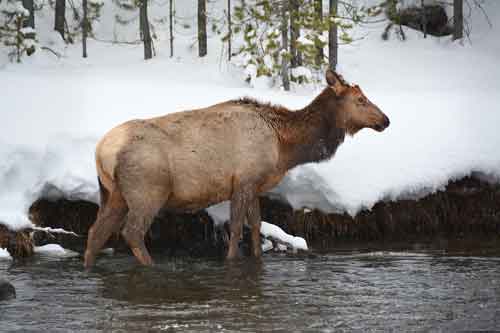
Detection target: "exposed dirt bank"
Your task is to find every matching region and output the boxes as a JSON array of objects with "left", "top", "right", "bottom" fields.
[{"left": 1, "top": 176, "right": 499, "bottom": 259}]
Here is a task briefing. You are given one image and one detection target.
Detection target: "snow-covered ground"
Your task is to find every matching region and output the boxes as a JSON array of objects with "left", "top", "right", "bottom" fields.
[{"left": 0, "top": 1, "right": 499, "bottom": 233}]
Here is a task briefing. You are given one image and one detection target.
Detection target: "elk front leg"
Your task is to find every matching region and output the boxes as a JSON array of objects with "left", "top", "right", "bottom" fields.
[
  {"left": 227, "top": 184, "right": 254, "bottom": 260},
  {"left": 247, "top": 197, "right": 262, "bottom": 258}
]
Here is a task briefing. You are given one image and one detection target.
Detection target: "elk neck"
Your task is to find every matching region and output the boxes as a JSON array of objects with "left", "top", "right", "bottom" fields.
[{"left": 276, "top": 88, "right": 346, "bottom": 171}]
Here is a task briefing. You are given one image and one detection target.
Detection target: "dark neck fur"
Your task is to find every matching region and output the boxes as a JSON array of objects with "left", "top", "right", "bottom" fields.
[{"left": 235, "top": 88, "right": 346, "bottom": 171}]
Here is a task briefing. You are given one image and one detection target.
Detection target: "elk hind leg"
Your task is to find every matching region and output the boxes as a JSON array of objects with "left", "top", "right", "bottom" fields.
[
  {"left": 84, "top": 187, "right": 127, "bottom": 268},
  {"left": 120, "top": 184, "right": 168, "bottom": 266},
  {"left": 121, "top": 209, "right": 159, "bottom": 266}
]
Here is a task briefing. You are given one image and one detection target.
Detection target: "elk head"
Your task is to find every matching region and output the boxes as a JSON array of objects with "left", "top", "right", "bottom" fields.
[{"left": 326, "top": 70, "right": 390, "bottom": 135}]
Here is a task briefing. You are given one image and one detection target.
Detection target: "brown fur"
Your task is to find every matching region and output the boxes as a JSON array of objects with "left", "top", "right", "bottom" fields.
[{"left": 84, "top": 70, "right": 390, "bottom": 267}]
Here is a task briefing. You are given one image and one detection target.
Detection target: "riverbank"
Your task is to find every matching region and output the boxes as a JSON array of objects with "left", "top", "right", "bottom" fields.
[{"left": 1, "top": 175, "right": 498, "bottom": 260}]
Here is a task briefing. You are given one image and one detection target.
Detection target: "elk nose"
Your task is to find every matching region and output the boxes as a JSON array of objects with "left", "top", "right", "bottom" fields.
[{"left": 383, "top": 115, "right": 390, "bottom": 129}]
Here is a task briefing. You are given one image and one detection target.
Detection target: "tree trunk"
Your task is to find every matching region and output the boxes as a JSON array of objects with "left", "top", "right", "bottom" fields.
[
  {"left": 314, "top": 0, "right": 323, "bottom": 66},
  {"left": 289, "top": 0, "right": 300, "bottom": 68},
  {"left": 22, "top": 0, "right": 35, "bottom": 29},
  {"left": 169, "top": 0, "right": 174, "bottom": 57},
  {"left": 281, "top": 1, "right": 290, "bottom": 91},
  {"left": 328, "top": 0, "right": 338, "bottom": 71},
  {"left": 54, "top": 0, "right": 66, "bottom": 40},
  {"left": 16, "top": 15, "right": 22, "bottom": 63},
  {"left": 421, "top": 0, "right": 427, "bottom": 38},
  {"left": 198, "top": 0, "right": 207, "bottom": 57},
  {"left": 82, "top": 0, "right": 88, "bottom": 58},
  {"left": 227, "top": 0, "right": 232, "bottom": 61},
  {"left": 453, "top": 0, "right": 463, "bottom": 40},
  {"left": 140, "top": 0, "right": 153, "bottom": 60}
]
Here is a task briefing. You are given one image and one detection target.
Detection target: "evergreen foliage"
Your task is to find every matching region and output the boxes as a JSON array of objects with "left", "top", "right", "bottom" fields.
[
  {"left": 0, "top": 1, "right": 36, "bottom": 63},
  {"left": 64, "top": 0, "right": 104, "bottom": 44},
  {"left": 230, "top": 0, "right": 379, "bottom": 88}
]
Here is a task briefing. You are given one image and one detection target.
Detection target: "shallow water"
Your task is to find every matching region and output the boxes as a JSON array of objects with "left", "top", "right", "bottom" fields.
[{"left": 1, "top": 240, "right": 500, "bottom": 332}]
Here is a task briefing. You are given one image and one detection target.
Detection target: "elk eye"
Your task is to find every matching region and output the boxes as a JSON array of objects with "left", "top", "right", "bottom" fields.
[{"left": 358, "top": 97, "right": 364, "bottom": 104}]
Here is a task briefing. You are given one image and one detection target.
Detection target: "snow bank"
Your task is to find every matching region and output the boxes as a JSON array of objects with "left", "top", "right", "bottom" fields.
[
  {"left": 34, "top": 244, "right": 79, "bottom": 258},
  {"left": 0, "top": 248, "right": 13, "bottom": 260},
  {"left": 0, "top": 2, "right": 499, "bottom": 232},
  {"left": 260, "top": 222, "right": 308, "bottom": 252}
]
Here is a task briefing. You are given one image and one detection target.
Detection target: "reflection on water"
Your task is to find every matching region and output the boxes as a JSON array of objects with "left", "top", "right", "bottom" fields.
[{"left": 1, "top": 240, "right": 500, "bottom": 332}]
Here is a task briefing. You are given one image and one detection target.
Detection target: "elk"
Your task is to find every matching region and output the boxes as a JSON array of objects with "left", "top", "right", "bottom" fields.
[{"left": 84, "top": 70, "right": 390, "bottom": 267}]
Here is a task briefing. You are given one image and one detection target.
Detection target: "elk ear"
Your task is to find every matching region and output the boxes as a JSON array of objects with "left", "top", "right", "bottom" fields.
[{"left": 325, "top": 69, "right": 347, "bottom": 95}]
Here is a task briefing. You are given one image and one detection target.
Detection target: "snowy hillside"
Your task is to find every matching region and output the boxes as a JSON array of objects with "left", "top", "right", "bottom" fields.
[{"left": 0, "top": 1, "right": 499, "bottom": 230}]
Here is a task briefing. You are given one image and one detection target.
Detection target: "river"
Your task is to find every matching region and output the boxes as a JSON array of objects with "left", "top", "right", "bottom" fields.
[{"left": 1, "top": 240, "right": 500, "bottom": 332}]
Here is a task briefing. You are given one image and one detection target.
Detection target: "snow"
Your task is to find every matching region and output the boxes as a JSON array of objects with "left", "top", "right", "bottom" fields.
[
  {"left": 34, "top": 244, "right": 79, "bottom": 258},
  {"left": 206, "top": 202, "right": 308, "bottom": 252},
  {"left": 291, "top": 66, "right": 313, "bottom": 80},
  {"left": 297, "top": 35, "right": 314, "bottom": 46},
  {"left": 20, "top": 27, "right": 36, "bottom": 35},
  {"left": 0, "top": 2, "right": 30, "bottom": 17},
  {"left": 260, "top": 222, "right": 309, "bottom": 252},
  {"left": 32, "top": 227, "right": 79, "bottom": 237},
  {"left": 0, "top": 1, "right": 499, "bottom": 234},
  {"left": 0, "top": 248, "right": 13, "bottom": 260},
  {"left": 261, "top": 239, "right": 274, "bottom": 253},
  {"left": 205, "top": 202, "right": 231, "bottom": 226}
]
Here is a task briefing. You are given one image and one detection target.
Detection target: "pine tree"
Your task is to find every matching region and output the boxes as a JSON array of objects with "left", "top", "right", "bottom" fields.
[
  {"left": 21, "top": 0, "right": 34, "bottom": 29},
  {"left": 21, "top": 0, "right": 35, "bottom": 55},
  {"left": 139, "top": 0, "right": 152, "bottom": 59},
  {"left": 227, "top": 0, "right": 232, "bottom": 61},
  {"left": 453, "top": 0, "right": 463, "bottom": 40},
  {"left": 54, "top": 0, "right": 66, "bottom": 40},
  {"left": 169, "top": 0, "right": 174, "bottom": 57},
  {"left": 289, "top": 0, "right": 300, "bottom": 68},
  {"left": 314, "top": 0, "right": 323, "bottom": 66},
  {"left": 231, "top": 0, "right": 370, "bottom": 87},
  {"left": 198, "top": 0, "right": 207, "bottom": 57},
  {"left": 113, "top": 0, "right": 153, "bottom": 60},
  {"left": 280, "top": 0, "right": 290, "bottom": 91},
  {"left": 82, "top": 0, "right": 88, "bottom": 57},
  {"left": 328, "top": 0, "right": 337, "bottom": 70},
  {"left": 0, "top": 1, "right": 36, "bottom": 62},
  {"left": 59, "top": 0, "right": 103, "bottom": 56}
]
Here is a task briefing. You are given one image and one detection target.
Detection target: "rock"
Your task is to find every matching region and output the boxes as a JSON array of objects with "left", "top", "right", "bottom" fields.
[
  {"left": 400, "top": 5, "right": 451, "bottom": 36},
  {"left": 0, "top": 224, "right": 34, "bottom": 259},
  {"left": 383, "top": 4, "right": 452, "bottom": 40},
  {"left": 0, "top": 279, "right": 16, "bottom": 301}
]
